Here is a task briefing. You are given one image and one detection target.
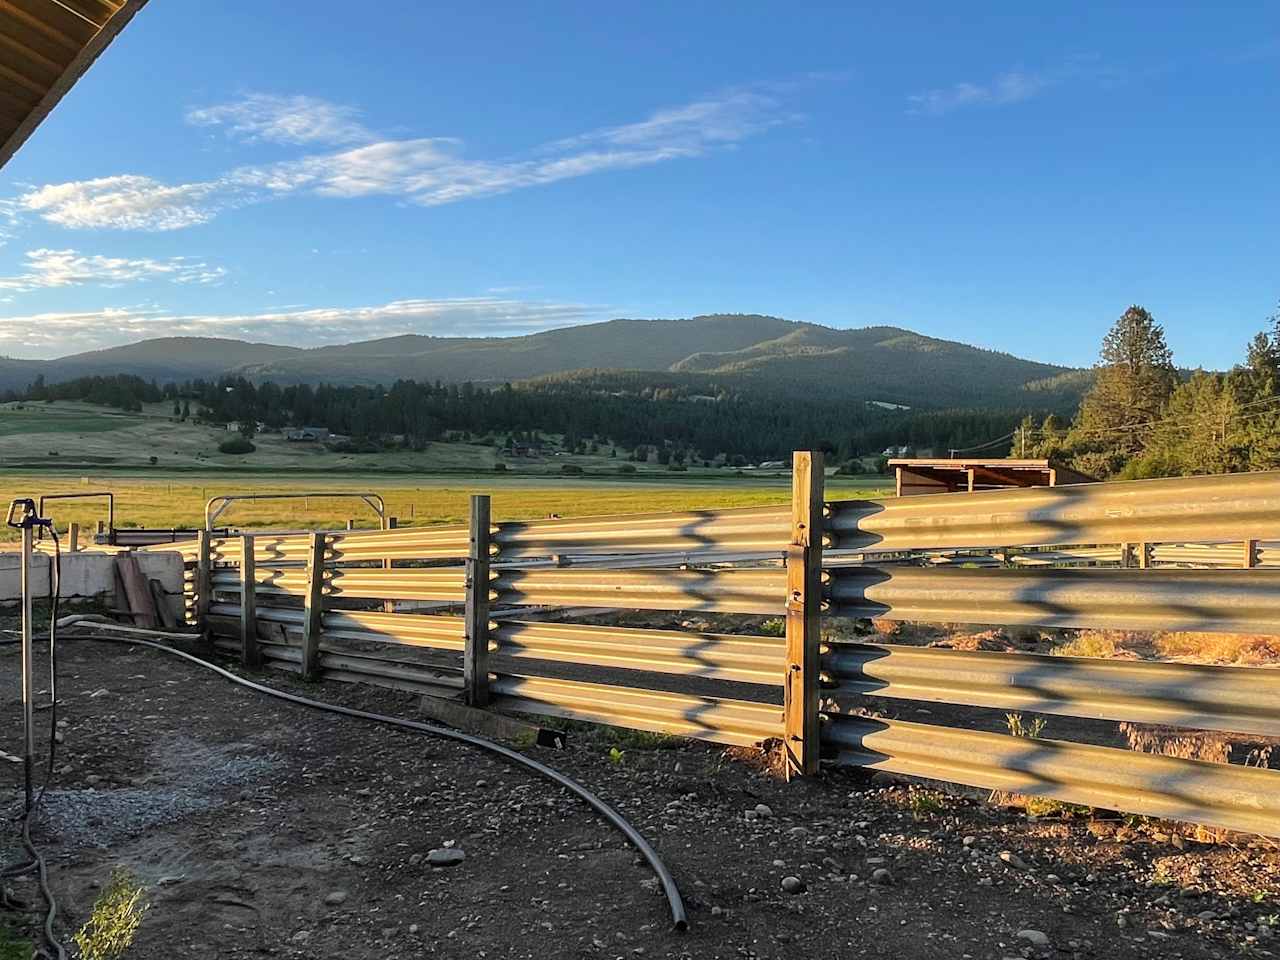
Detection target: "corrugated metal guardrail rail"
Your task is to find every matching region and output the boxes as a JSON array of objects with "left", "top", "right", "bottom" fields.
[
  {"left": 822, "top": 716, "right": 1280, "bottom": 837},
  {"left": 176, "top": 463, "right": 1280, "bottom": 836},
  {"left": 827, "top": 470, "right": 1280, "bottom": 550},
  {"left": 821, "top": 643, "right": 1280, "bottom": 737},
  {"left": 489, "top": 674, "right": 781, "bottom": 747},
  {"left": 491, "top": 567, "right": 785, "bottom": 615},
  {"left": 825, "top": 566, "right": 1280, "bottom": 633}
]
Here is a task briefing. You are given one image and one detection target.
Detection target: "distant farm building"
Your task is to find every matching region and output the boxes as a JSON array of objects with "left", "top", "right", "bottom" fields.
[
  {"left": 503, "top": 443, "right": 544, "bottom": 458},
  {"left": 286, "top": 426, "right": 331, "bottom": 443},
  {"left": 889, "top": 457, "right": 1096, "bottom": 497}
]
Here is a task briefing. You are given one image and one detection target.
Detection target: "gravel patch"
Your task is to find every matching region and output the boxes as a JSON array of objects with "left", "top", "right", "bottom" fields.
[{"left": 4, "top": 739, "right": 278, "bottom": 847}]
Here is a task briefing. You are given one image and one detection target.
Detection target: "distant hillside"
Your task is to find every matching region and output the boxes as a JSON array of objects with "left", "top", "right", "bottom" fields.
[
  {"left": 0, "top": 315, "right": 1089, "bottom": 412},
  {"left": 236, "top": 315, "right": 804, "bottom": 385},
  {"left": 0, "top": 337, "right": 303, "bottom": 392},
  {"left": 55, "top": 337, "right": 303, "bottom": 382}
]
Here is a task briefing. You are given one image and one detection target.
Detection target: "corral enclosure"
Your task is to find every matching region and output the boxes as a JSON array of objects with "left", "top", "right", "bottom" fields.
[{"left": 97, "top": 453, "right": 1280, "bottom": 840}]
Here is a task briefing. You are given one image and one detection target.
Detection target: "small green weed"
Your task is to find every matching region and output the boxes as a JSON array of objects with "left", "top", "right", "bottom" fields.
[
  {"left": 72, "top": 868, "right": 149, "bottom": 960},
  {"left": 759, "top": 618, "right": 786, "bottom": 638},
  {"left": 0, "top": 922, "right": 33, "bottom": 960},
  {"left": 1005, "top": 713, "right": 1047, "bottom": 739},
  {"left": 906, "top": 789, "right": 945, "bottom": 819}
]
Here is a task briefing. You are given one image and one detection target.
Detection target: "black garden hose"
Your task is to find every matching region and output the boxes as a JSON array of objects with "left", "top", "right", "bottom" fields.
[{"left": 53, "top": 624, "right": 689, "bottom": 931}]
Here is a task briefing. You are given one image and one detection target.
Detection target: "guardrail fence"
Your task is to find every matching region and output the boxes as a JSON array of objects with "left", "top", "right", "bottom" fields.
[{"left": 152, "top": 457, "right": 1280, "bottom": 837}]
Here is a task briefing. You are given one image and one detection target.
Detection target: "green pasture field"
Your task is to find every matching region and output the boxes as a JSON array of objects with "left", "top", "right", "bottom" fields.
[{"left": 0, "top": 473, "right": 889, "bottom": 541}]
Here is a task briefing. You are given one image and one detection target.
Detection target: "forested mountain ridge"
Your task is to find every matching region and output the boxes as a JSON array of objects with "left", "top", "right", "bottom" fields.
[{"left": 0, "top": 314, "right": 1088, "bottom": 411}]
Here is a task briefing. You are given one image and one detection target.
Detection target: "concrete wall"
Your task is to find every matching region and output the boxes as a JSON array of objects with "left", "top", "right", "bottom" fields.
[{"left": 0, "top": 550, "right": 186, "bottom": 620}]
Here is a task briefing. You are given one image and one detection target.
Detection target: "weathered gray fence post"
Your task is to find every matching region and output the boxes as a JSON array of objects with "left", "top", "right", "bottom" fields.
[
  {"left": 301, "top": 532, "right": 327, "bottom": 680},
  {"left": 195, "top": 529, "right": 212, "bottom": 634},
  {"left": 784, "top": 450, "right": 824, "bottom": 777},
  {"left": 464, "top": 495, "right": 492, "bottom": 706},
  {"left": 240, "top": 534, "right": 260, "bottom": 669}
]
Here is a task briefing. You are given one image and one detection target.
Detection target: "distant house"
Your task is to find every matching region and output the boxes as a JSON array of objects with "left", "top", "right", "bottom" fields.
[
  {"left": 502, "top": 443, "right": 544, "bottom": 458},
  {"left": 286, "top": 426, "right": 331, "bottom": 442},
  {"left": 882, "top": 445, "right": 911, "bottom": 457},
  {"left": 758, "top": 460, "right": 787, "bottom": 470}
]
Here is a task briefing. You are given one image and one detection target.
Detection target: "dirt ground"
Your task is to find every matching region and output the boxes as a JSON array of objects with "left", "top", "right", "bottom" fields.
[{"left": 2, "top": 633, "right": 1279, "bottom": 959}]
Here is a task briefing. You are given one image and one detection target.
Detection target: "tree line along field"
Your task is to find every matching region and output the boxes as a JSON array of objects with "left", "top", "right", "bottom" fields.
[
  {"left": 0, "top": 473, "right": 889, "bottom": 543},
  {"left": 0, "top": 398, "right": 894, "bottom": 476}
]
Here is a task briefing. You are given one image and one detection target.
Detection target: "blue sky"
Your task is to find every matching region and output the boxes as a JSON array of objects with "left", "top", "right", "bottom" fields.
[{"left": 0, "top": 2, "right": 1276, "bottom": 366}]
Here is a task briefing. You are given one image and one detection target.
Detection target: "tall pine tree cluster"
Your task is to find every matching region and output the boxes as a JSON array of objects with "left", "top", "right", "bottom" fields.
[{"left": 1016, "top": 303, "right": 1280, "bottom": 478}]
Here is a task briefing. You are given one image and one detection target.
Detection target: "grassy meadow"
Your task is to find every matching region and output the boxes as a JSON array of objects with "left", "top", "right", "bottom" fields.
[
  {"left": 0, "top": 474, "right": 889, "bottom": 542},
  {"left": 0, "top": 399, "right": 889, "bottom": 540}
]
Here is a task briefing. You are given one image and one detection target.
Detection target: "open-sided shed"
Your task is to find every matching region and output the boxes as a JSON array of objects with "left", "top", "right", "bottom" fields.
[{"left": 889, "top": 457, "right": 1095, "bottom": 496}]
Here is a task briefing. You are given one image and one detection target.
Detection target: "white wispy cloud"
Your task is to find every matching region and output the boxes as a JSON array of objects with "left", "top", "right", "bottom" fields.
[
  {"left": 907, "top": 59, "right": 1123, "bottom": 116},
  {"left": 0, "top": 296, "right": 605, "bottom": 357},
  {"left": 186, "top": 93, "right": 374, "bottom": 146},
  {"left": 908, "top": 70, "right": 1049, "bottom": 115},
  {"left": 18, "top": 175, "right": 229, "bottom": 231},
  {"left": 12, "top": 87, "right": 794, "bottom": 231},
  {"left": 0, "top": 248, "right": 225, "bottom": 293}
]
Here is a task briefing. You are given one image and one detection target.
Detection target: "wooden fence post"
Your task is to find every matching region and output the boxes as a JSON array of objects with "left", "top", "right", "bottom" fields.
[
  {"left": 195, "top": 529, "right": 212, "bottom": 634},
  {"left": 68, "top": 522, "right": 79, "bottom": 553},
  {"left": 301, "top": 532, "right": 327, "bottom": 680},
  {"left": 784, "top": 450, "right": 824, "bottom": 777},
  {"left": 240, "top": 534, "right": 261, "bottom": 669},
  {"left": 383, "top": 515, "right": 397, "bottom": 614},
  {"left": 464, "top": 495, "right": 492, "bottom": 707}
]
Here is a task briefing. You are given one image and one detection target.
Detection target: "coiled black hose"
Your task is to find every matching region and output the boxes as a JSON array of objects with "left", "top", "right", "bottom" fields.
[{"left": 54, "top": 626, "right": 689, "bottom": 931}]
